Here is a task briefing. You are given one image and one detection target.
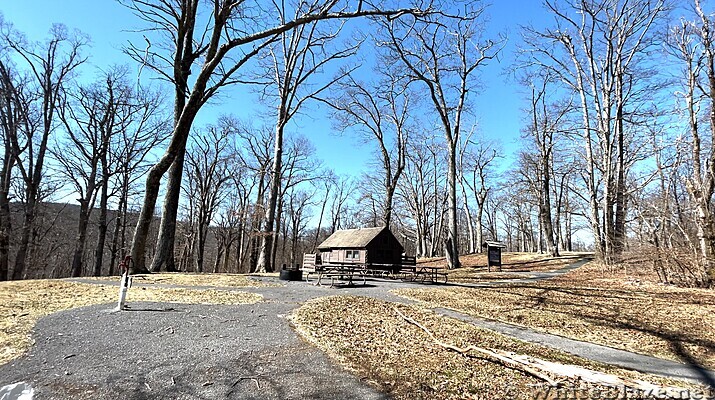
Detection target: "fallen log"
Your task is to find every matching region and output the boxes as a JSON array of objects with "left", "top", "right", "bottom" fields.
[
  {"left": 392, "top": 307, "right": 693, "bottom": 398},
  {"left": 393, "top": 307, "right": 559, "bottom": 386}
]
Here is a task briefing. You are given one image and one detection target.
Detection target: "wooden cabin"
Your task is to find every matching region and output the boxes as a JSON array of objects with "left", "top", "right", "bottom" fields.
[{"left": 315, "top": 226, "right": 404, "bottom": 266}]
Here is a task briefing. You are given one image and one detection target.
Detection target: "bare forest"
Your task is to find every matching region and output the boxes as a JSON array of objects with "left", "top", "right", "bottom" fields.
[{"left": 1, "top": 0, "right": 714, "bottom": 288}]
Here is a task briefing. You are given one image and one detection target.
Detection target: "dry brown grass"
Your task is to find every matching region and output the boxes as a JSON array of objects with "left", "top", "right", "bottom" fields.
[
  {"left": 290, "top": 296, "right": 701, "bottom": 399},
  {"left": 88, "top": 272, "right": 279, "bottom": 287},
  {"left": 416, "top": 252, "right": 586, "bottom": 283},
  {"left": 395, "top": 260, "right": 715, "bottom": 370},
  {"left": 417, "top": 251, "right": 545, "bottom": 267},
  {"left": 0, "top": 279, "right": 262, "bottom": 366}
]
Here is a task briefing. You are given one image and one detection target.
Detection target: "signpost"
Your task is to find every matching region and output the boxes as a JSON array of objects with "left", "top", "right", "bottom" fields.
[{"left": 482, "top": 241, "right": 506, "bottom": 272}]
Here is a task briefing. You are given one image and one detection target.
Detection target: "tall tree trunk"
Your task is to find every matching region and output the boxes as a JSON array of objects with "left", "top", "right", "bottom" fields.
[
  {"left": 112, "top": 175, "right": 130, "bottom": 275},
  {"left": 213, "top": 237, "right": 223, "bottom": 273},
  {"left": 222, "top": 236, "right": 233, "bottom": 272},
  {"left": 130, "top": 68, "right": 205, "bottom": 273},
  {"left": 131, "top": 114, "right": 199, "bottom": 273},
  {"left": 271, "top": 194, "right": 285, "bottom": 271},
  {"left": 0, "top": 157, "right": 11, "bottom": 281},
  {"left": 150, "top": 147, "right": 186, "bottom": 272},
  {"left": 613, "top": 76, "right": 627, "bottom": 259},
  {"left": 0, "top": 69, "right": 15, "bottom": 281},
  {"left": 197, "top": 223, "right": 208, "bottom": 273},
  {"left": 13, "top": 194, "right": 36, "bottom": 280},
  {"left": 541, "top": 162, "right": 558, "bottom": 257},
  {"left": 236, "top": 221, "right": 246, "bottom": 272},
  {"left": 581, "top": 99, "right": 603, "bottom": 259},
  {"left": 445, "top": 142, "right": 460, "bottom": 269},
  {"left": 0, "top": 197, "right": 10, "bottom": 281},
  {"left": 93, "top": 170, "right": 109, "bottom": 276},
  {"left": 476, "top": 205, "right": 484, "bottom": 253},
  {"left": 108, "top": 214, "right": 121, "bottom": 276},
  {"left": 460, "top": 178, "right": 475, "bottom": 253},
  {"left": 384, "top": 188, "right": 394, "bottom": 228},
  {"left": 430, "top": 151, "right": 440, "bottom": 258},
  {"left": 71, "top": 201, "right": 92, "bottom": 277},
  {"left": 257, "top": 121, "right": 285, "bottom": 273},
  {"left": 0, "top": 128, "right": 13, "bottom": 281},
  {"left": 249, "top": 173, "right": 267, "bottom": 273}
]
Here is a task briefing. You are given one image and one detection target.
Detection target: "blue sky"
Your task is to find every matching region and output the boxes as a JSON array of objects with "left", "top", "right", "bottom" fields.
[{"left": 0, "top": 1, "right": 552, "bottom": 177}]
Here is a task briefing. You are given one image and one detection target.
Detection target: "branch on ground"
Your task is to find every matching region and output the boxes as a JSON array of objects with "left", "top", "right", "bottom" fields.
[{"left": 393, "top": 307, "right": 692, "bottom": 397}]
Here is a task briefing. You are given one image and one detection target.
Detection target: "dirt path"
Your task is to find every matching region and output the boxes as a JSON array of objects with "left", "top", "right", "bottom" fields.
[{"left": 2, "top": 257, "right": 713, "bottom": 399}]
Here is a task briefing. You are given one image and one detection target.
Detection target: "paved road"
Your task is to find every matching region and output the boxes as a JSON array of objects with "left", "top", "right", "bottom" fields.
[
  {"left": 2, "top": 258, "right": 714, "bottom": 399},
  {"left": 0, "top": 299, "right": 391, "bottom": 399},
  {"left": 0, "top": 276, "right": 426, "bottom": 399}
]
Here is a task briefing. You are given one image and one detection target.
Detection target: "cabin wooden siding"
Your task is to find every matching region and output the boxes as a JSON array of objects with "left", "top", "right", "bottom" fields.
[
  {"left": 364, "top": 228, "right": 403, "bottom": 265},
  {"left": 322, "top": 249, "right": 366, "bottom": 264},
  {"left": 316, "top": 226, "right": 404, "bottom": 266}
]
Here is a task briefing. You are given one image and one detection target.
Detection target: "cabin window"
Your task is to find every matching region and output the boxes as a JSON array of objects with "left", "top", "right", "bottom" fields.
[{"left": 346, "top": 250, "right": 359, "bottom": 260}]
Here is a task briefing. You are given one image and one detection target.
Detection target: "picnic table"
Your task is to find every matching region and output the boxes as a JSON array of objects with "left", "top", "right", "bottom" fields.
[
  {"left": 400, "top": 266, "right": 448, "bottom": 284},
  {"left": 305, "top": 262, "right": 367, "bottom": 286},
  {"left": 303, "top": 260, "right": 448, "bottom": 285}
]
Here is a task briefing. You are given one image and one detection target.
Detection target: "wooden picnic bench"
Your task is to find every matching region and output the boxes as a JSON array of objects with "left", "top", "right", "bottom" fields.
[
  {"left": 305, "top": 262, "right": 367, "bottom": 286},
  {"left": 301, "top": 253, "right": 447, "bottom": 285},
  {"left": 401, "top": 266, "right": 448, "bottom": 284}
]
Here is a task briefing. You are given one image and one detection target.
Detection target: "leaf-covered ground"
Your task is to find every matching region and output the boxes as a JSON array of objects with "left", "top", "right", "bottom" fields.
[
  {"left": 0, "top": 279, "right": 262, "bottom": 365},
  {"left": 395, "top": 261, "right": 715, "bottom": 370},
  {"left": 290, "top": 295, "right": 696, "bottom": 399}
]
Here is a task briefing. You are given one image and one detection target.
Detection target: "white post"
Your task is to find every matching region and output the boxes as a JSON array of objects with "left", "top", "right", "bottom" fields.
[{"left": 114, "top": 269, "right": 129, "bottom": 312}]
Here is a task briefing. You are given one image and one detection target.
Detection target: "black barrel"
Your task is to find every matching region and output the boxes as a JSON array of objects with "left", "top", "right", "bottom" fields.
[{"left": 279, "top": 268, "right": 303, "bottom": 281}]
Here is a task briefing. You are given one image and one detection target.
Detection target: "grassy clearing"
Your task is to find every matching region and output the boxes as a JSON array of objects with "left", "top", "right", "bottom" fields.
[
  {"left": 290, "top": 296, "right": 700, "bottom": 399},
  {"left": 0, "top": 279, "right": 262, "bottom": 366},
  {"left": 394, "top": 261, "right": 715, "bottom": 370},
  {"left": 416, "top": 252, "right": 587, "bottom": 284},
  {"left": 88, "top": 272, "right": 279, "bottom": 287}
]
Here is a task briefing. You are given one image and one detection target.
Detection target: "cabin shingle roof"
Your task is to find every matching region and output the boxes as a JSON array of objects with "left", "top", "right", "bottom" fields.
[{"left": 317, "top": 227, "right": 386, "bottom": 250}]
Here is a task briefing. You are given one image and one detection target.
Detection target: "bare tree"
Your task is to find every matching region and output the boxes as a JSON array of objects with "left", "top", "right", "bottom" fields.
[
  {"left": 667, "top": 1, "right": 715, "bottom": 286},
  {"left": 286, "top": 188, "right": 312, "bottom": 266},
  {"left": 1, "top": 23, "right": 86, "bottom": 279},
  {"left": 522, "top": 0, "right": 668, "bottom": 262},
  {"left": 397, "top": 132, "right": 445, "bottom": 257},
  {"left": 310, "top": 169, "right": 336, "bottom": 250},
  {"left": 328, "top": 174, "right": 353, "bottom": 233},
  {"left": 255, "top": 2, "right": 368, "bottom": 273},
  {"left": 106, "top": 91, "right": 169, "bottom": 275},
  {"left": 269, "top": 136, "right": 321, "bottom": 269},
  {"left": 519, "top": 73, "right": 571, "bottom": 256},
  {"left": 323, "top": 66, "right": 413, "bottom": 228},
  {"left": 54, "top": 70, "right": 134, "bottom": 277},
  {"left": 212, "top": 188, "right": 246, "bottom": 273},
  {"left": 183, "top": 126, "right": 232, "bottom": 272},
  {"left": 461, "top": 134, "right": 498, "bottom": 254},
  {"left": 0, "top": 36, "right": 26, "bottom": 281},
  {"left": 231, "top": 122, "right": 273, "bottom": 273},
  {"left": 122, "top": 0, "right": 432, "bottom": 273},
  {"left": 384, "top": 5, "right": 502, "bottom": 268}
]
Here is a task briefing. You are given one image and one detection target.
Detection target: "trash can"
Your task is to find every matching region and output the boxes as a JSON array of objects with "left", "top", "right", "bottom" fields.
[{"left": 279, "top": 264, "right": 303, "bottom": 281}]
